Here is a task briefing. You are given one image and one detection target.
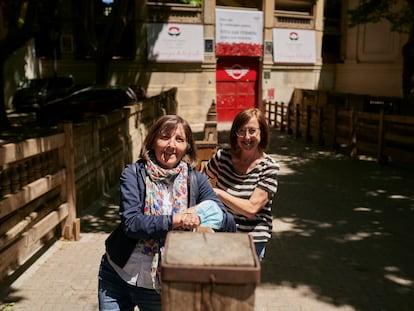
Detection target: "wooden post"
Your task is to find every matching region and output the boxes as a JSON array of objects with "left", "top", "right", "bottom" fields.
[
  {"left": 280, "top": 102, "right": 285, "bottom": 132},
  {"left": 331, "top": 104, "right": 338, "bottom": 149},
  {"left": 287, "top": 103, "right": 293, "bottom": 134},
  {"left": 317, "top": 106, "right": 324, "bottom": 145},
  {"left": 265, "top": 100, "right": 271, "bottom": 126},
  {"left": 350, "top": 109, "right": 357, "bottom": 157},
  {"left": 295, "top": 104, "right": 301, "bottom": 138},
  {"left": 377, "top": 109, "right": 387, "bottom": 164},
  {"left": 161, "top": 232, "right": 260, "bottom": 311},
  {"left": 207, "top": 100, "right": 217, "bottom": 121},
  {"left": 274, "top": 101, "right": 278, "bottom": 129},
  {"left": 306, "top": 105, "right": 311, "bottom": 141},
  {"left": 59, "top": 122, "right": 78, "bottom": 241}
]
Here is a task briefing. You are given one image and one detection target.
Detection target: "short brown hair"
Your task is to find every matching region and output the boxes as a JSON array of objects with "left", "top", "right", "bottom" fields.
[
  {"left": 229, "top": 108, "right": 269, "bottom": 154},
  {"left": 139, "top": 115, "right": 197, "bottom": 167}
]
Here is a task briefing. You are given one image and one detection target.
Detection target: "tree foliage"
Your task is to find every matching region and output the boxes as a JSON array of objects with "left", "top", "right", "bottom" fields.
[
  {"left": 348, "top": 0, "right": 413, "bottom": 33},
  {"left": 75, "top": 0, "right": 132, "bottom": 83},
  {"left": 0, "top": 0, "right": 60, "bottom": 129}
]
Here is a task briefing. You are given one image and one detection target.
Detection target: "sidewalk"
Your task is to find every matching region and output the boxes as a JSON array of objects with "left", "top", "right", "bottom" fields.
[{"left": 1, "top": 130, "right": 414, "bottom": 311}]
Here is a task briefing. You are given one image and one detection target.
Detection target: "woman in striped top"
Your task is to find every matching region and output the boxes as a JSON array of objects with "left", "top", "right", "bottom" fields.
[{"left": 204, "top": 108, "right": 279, "bottom": 261}]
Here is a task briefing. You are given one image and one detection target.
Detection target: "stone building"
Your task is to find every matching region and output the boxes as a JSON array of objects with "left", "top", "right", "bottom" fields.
[{"left": 4, "top": 0, "right": 408, "bottom": 127}]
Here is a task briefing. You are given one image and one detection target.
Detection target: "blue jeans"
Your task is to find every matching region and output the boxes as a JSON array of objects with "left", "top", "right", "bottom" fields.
[
  {"left": 255, "top": 242, "right": 266, "bottom": 261},
  {"left": 98, "top": 254, "right": 161, "bottom": 311}
]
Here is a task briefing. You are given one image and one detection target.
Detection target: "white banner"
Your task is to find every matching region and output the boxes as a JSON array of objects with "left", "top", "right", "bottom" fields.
[
  {"left": 273, "top": 29, "right": 316, "bottom": 64},
  {"left": 147, "top": 23, "right": 204, "bottom": 62},
  {"left": 216, "top": 8, "right": 263, "bottom": 44}
]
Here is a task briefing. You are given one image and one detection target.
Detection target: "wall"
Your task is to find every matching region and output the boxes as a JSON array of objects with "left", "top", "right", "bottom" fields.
[
  {"left": 5, "top": 0, "right": 409, "bottom": 131},
  {"left": 335, "top": 1, "right": 407, "bottom": 97}
]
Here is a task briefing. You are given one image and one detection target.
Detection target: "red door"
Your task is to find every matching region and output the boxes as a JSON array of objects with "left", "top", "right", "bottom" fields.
[{"left": 216, "top": 59, "right": 258, "bottom": 121}]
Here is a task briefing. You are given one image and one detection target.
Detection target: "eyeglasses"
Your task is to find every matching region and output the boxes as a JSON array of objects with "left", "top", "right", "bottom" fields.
[{"left": 236, "top": 127, "right": 260, "bottom": 137}]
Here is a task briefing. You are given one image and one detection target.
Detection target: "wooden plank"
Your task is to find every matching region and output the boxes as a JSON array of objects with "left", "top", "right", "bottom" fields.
[
  {"left": 355, "top": 111, "right": 380, "bottom": 121},
  {"left": 0, "top": 205, "right": 66, "bottom": 281},
  {"left": 61, "top": 123, "right": 77, "bottom": 240},
  {"left": 162, "top": 232, "right": 259, "bottom": 284},
  {"left": 33, "top": 203, "right": 68, "bottom": 240},
  {"left": 162, "top": 283, "right": 255, "bottom": 311},
  {"left": 337, "top": 110, "right": 352, "bottom": 118},
  {"left": 195, "top": 141, "right": 217, "bottom": 171},
  {"left": 0, "top": 133, "right": 65, "bottom": 165},
  {"left": 0, "top": 187, "right": 60, "bottom": 237},
  {"left": 384, "top": 114, "right": 414, "bottom": 124},
  {"left": 384, "top": 132, "right": 414, "bottom": 146},
  {"left": 355, "top": 141, "right": 377, "bottom": 155},
  {"left": 161, "top": 232, "right": 258, "bottom": 311},
  {"left": 0, "top": 169, "right": 66, "bottom": 220},
  {"left": 386, "top": 122, "right": 414, "bottom": 132},
  {"left": 73, "top": 218, "right": 81, "bottom": 241}
]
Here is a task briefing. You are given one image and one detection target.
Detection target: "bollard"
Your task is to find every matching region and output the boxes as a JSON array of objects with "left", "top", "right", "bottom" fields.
[{"left": 161, "top": 231, "right": 260, "bottom": 311}]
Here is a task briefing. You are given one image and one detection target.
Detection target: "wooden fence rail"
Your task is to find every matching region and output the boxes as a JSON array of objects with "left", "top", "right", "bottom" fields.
[
  {"left": 0, "top": 88, "right": 177, "bottom": 287},
  {"left": 264, "top": 89, "right": 414, "bottom": 165},
  {"left": 264, "top": 100, "right": 289, "bottom": 132},
  {"left": 0, "top": 124, "right": 76, "bottom": 285}
]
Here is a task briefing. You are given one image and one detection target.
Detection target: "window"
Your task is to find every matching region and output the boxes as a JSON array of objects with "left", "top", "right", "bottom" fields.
[
  {"left": 275, "top": 0, "right": 313, "bottom": 14},
  {"left": 72, "top": 0, "right": 136, "bottom": 60},
  {"left": 322, "top": 0, "right": 341, "bottom": 63},
  {"left": 274, "top": 0, "right": 314, "bottom": 29}
]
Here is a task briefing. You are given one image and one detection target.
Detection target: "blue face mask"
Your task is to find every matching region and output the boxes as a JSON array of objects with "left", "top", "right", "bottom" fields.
[{"left": 193, "top": 200, "right": 223, "bottom": 230}]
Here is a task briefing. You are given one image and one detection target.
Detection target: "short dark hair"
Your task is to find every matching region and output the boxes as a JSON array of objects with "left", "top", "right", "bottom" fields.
[
  {"left": 139, "top": 115, "right": 197, "bottom": 167},
  {"left": 229, "top": 108, "right": 269, "bottom": 153}
]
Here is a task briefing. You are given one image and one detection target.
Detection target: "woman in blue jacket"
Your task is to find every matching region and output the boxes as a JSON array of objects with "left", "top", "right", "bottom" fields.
[{"left": 98, "top": 115, "right": 236, "bottom": 311}]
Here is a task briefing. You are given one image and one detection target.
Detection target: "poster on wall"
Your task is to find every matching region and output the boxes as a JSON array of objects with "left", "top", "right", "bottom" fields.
[
  {"left": 147, "top": 23, "right": 204, "bottom": 62},
  {"left": 272, "top": 29, "right": 316, "bottom": 64},
  {"left": 215, "top": 8, "right": 263, "bottom": 57}
]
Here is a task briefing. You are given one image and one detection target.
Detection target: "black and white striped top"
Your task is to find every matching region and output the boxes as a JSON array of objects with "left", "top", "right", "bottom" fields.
[{"left": 205, "top": 148, "right": 279, "bottom": 243}]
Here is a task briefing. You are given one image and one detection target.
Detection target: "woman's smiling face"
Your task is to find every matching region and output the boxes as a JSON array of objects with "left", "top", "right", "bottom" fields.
[
  {"left": 236, "top": 117, "right": 261, "bottom": 152},
  {"left": 153, "top": 124, "right": 188, "bottom": 169}
]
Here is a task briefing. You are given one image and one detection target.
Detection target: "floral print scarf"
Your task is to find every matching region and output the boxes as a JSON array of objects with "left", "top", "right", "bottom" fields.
[
  {"left": 144, "top": 158, "right": 188, "bottom": 216},
  {"left": 142, "top": 158, "right": 188, "bottom": 292}
]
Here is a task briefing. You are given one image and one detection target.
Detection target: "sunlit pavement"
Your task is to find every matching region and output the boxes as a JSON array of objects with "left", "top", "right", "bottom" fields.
[{"left": 1, "top": 129, "right": 414, "bottom": 311}]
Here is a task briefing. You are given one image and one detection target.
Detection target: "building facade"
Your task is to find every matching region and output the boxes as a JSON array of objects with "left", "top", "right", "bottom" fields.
[{"left": 5, "top": 0, "right": 407, "bottom": 126}]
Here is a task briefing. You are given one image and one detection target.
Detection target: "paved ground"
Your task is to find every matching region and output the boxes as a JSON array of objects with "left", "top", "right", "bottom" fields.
[{"left": 1, "top": 129, "right": 414, "bottom": 311}]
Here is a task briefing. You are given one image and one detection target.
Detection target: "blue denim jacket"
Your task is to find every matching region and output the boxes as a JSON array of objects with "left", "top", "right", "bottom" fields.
[{"left": 105, "top": 160, "right": 236, "bottom": 268}]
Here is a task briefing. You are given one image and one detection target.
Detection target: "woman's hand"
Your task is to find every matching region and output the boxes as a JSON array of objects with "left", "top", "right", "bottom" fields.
[
  {"left": 173, "top": 213, "right": 200, "bottom": 230},
  {"left": 181, "top": 213, "right": 201, "bottom": 229}
]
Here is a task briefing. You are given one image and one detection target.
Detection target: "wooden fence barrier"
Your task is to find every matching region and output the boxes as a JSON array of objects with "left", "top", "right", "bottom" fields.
[
  {"left": 0, "top": 87, "right": 178, "bottom": 287},
  {"left": 264, "top": 100, "right": 294, "bottom": 134},
  {"left": 195, "top": 100, "right": 218, "bottom": 172},
  {"left": 0, "top": 124, "right": 77, "bottom": 285},
  {"left": 265, "top": 89, "right": 414, "bottom": 165}
]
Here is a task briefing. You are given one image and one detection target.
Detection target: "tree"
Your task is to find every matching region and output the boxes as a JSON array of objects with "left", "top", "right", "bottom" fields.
[
  {"left": 0, "top": 0, "right": 135, "bottom": 128},
  {"left": 348, "top": 0, "right": 414, "bottom": 104},
  {"left": 0, "top": 0, "right": 60, "bottom": 129},
  {"left": 75, "top": 0, "right": 133, "bottom": 84}
]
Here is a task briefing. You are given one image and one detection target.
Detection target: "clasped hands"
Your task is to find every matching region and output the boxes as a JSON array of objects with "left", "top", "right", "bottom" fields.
[
  {"left": 173, "top": 209, "right": 200, "bottom": 230},
  {"left": 181, "top": 212, "right": 201, "bottom": 229}
]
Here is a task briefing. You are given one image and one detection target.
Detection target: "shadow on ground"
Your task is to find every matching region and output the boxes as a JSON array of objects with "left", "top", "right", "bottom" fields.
[
  {"left": 79, "top": 186, "right": 121, "bottom": 233},
  {"left": 76, "top": 129, "right": 414, "bottom": 311},
  {"left": 262, "top": 131, "right": 414, "bottom": 311}
]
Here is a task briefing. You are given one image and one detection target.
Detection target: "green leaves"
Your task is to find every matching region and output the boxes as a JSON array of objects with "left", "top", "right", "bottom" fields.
[{"left": 348, "top": 0, "right": 413, "bottom": 33}]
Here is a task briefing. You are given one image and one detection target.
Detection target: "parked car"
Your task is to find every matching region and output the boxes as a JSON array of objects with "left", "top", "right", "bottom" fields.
[
  {"left": 36, "top": 84, "right": 137, "bottom": 125},
  {"left": 12, "top": 76, "right": 76, "bottom": 113}
]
